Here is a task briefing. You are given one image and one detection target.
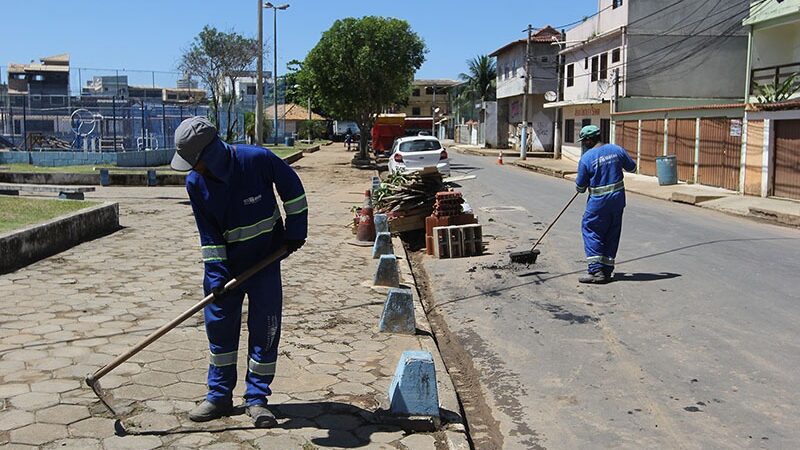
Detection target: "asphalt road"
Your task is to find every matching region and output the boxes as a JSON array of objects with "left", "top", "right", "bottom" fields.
[{"left": 418, "top": 152, "right": 800, "bottom": 449}]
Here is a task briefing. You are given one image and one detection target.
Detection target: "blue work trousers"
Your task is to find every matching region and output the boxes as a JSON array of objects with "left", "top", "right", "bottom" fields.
[
  {"left": 582, "top": 207, "right": 623, "bottom": 275},
  {"left": 203, "top": 262, "right": 282, "bottom": 407}
]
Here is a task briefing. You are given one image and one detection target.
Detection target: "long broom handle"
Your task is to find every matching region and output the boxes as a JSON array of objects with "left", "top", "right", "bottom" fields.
[
  {"left": 530, "top": 191, "right": 580, "bottom": 252},
  {"left": 88, "top": 246, "right": 288, "bottom": 383}
]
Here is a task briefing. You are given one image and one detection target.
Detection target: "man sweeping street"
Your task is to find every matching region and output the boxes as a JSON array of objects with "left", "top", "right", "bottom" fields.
[
  {"left": 170, "top": 117, "right": 308, "bottom": 427},
  {"left": 574, "top": 125, "right": 636, "bottom": 284}
]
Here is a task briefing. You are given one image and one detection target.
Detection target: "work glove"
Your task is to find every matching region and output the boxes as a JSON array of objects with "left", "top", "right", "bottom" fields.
[{"left": 286, "top": 239, "right": 306, "bottom": 254}]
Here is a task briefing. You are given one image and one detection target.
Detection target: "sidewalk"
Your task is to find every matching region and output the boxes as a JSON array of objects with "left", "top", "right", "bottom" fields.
[
  {"left": 458, "top": 148, "right": 799, "bottom": 228},
  {"left": 0, "top": 144, "right": 467, "bottom": 449}
]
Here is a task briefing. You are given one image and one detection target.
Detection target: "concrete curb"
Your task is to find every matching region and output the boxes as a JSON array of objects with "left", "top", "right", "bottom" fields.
[
  {"left": 749, "top": 206, "right": 800, "bottom": 227},
  {"left": 0, "top": 201, "right": 120, "bottom": 274},
  {"left": 283, "top": 151, "right": 305, "bottom": 165},
  {"left": 513, "top": 160, "right": 578, "bottom": 178},
  {"left": 302, "top": 145, "right": 321, "bottom": 154},
  {"left": 394, "top": 236, "right": 471, "bottom": 450}
]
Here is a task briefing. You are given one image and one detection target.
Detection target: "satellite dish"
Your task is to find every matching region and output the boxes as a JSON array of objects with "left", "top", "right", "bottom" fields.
[{"left": 544, "top": 91, "right": 557, "bottom": 102}]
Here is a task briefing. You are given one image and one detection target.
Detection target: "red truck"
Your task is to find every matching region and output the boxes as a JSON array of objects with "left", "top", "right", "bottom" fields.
[{"left": 371, "top": 114, "right": 434, "bottom": 156}]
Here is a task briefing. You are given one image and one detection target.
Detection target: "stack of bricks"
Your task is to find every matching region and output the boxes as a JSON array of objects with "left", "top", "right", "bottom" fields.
[{"left": 425, "top": 190, "right": 478, "bottom": 255}]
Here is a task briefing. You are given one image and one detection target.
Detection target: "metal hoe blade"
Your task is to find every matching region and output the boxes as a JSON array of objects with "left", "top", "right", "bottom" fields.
[{"left": 86, "top": 375, "right": 118, "bottom": 417}]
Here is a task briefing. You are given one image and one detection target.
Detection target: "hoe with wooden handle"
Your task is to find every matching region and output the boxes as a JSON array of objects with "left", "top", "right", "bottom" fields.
[
  {"left": 510, "top": 192, "right": 580, "bottom": 264},
  {"left": 86, "top": 247, "right": 287, "bottom": 421}
]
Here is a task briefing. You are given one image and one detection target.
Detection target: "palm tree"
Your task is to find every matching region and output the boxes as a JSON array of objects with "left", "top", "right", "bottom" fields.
[{"left": 459, "top": 55, "right": 497, "bottom": 103}]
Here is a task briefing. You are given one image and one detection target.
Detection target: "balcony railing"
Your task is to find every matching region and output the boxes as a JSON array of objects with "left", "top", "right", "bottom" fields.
[{"left": 750, "top": 62, "right": 800, "bottom": 94}]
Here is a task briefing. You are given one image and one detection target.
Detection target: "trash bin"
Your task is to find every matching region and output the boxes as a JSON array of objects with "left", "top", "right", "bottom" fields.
[
  {"left": 656, "top": 155, "right": 678, "bottom": 186},
  {"left": 284, "top": 136, "right": 295, "bottom": 147}
]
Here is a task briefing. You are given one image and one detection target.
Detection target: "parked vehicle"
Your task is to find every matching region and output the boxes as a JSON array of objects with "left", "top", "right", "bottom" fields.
[
  {"left": 403, "top": 117, "right": 434, "bottom": 137},
  {"left": 371, "top": 114, "right": 406, "bottom": 156},
  {"left": 387, "top": 135, "right": 451, "bottom": 177},
  {"left": 332, "top": 120, "right": 360, "bottom": 141}
]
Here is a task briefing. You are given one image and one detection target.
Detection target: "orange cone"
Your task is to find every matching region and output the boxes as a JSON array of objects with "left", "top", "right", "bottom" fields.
[{"left": 497, "top": 151, "right": 504, "bottom": 165}]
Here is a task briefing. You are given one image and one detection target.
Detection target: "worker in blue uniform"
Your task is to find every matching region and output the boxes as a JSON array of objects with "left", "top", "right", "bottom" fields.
[
  {"left": 574, "top": 125, "right": 636, "bottom": 284},
  {"left": 170, "top": 117, "right": 308, "bottom": 427}
]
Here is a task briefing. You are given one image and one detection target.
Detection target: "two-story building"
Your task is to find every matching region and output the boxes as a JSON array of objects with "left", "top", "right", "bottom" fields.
[
  {"left": 489, "top": 26, "right": 561, "bottom": 150},
  {"left": 549, "top": 0, "right": 750, "bottom": 162},
  {"left": 7, "top": 54, "right": 70, "bottom": 110},
  {"left": 742, "top": 0, "right": 800, "bottom": 200},
  {"left": 400, "top": 79, "right": 457, "bottom": 118}
]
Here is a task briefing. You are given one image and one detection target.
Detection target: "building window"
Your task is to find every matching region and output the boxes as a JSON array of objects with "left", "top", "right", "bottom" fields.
[
  {"left": 50, "top": 96, "right": 64, "bottom": 105},
  {"left": 412, "top": 89, "right": 420, "bottom": 97},
  {"left": 584, "top": 57, "right": 588, "bottom": 70},
  {"left": 31, "top": 95, "right": 41, "bottom": 102},
  {"left": 612, "top": 48, "right": 621, "bottom": 63},
  {"left": 33, "top": 75, "right": 45, "bottom": 81},
  {"left": 591, "top": 56, "right": 599, "bottom": 82},
  {"left": 541, "top": 56, "right": 549, "bottom": 63},
  {"left": 425, "top": 87, "right": 434, "bottom": 95},
  {"left": 566, "top": 64, "right": 574, "bottom": 87},
  {"left": 512, "top": 59, "right": 517, "bottom": 76},
  {"left": 246, "top": 85, "right": 257, "bottom": 95},
  {"left": 167, "top": 94, "right": 178, "bottom": 100},
  {"left": 601, "top": 119, "right": 611, "bottom": 143},
  {"left": 600, "top": 53, "right": 608, "bottom": 80},
  {"left": 582, "top": 118, "right": 592, "bottom": 128},
  {"left": 564, "top": 119, "right": 575, "bottom": 143},
  {"left": 13, "top": 74, "right": 26, "bottom": 80},
  {"left": 412, "top": 107, "right": 421, "bottom": 116},
  {"left": 613, "top": 0, "right": 623, "bottom": 9}
]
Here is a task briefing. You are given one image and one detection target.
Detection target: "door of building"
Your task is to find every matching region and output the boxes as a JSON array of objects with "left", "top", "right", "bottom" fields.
[{"left": 773, "top": 119, "right": 800, "bottom": 200}]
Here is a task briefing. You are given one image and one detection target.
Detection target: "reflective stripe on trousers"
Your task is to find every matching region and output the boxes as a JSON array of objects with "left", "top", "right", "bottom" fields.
[
  {"left": 586, "top": 255, "right": 615, "bottom": 266},
  {"left": 209, "top": 350, "right": 237, "bottom": 367},
  {"left": 248, "top": 358, "right": 276, "bottom": 376}
]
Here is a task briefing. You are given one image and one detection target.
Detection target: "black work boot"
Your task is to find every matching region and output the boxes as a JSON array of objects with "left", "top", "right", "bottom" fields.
[
  {"left": 578, "top": 272, "right": 609, "bottom": 284},
  {"left": 247, "top": 404, "right": 277, "bottom": 428},
  {"left": 189, "top": 399, "right": 233, "bottom": 422}
]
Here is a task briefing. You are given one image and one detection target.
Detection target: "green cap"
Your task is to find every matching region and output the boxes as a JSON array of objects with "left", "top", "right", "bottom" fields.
[{"left": 579, "top": 125, "right": 601, "bottom": 141}]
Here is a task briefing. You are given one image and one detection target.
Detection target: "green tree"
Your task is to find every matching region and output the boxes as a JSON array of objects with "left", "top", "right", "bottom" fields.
[
  {"left": 244, "top": 111, "right": 273, "bottom": 144},
  {"left": 459, "top": 55, "right": 497, "bottom": 104},
  {"left": 299, "top": 16, "right": 427, "bottom": 160},
  {"left": 179, "top": 26, "right": 261, "bottom": 142}
]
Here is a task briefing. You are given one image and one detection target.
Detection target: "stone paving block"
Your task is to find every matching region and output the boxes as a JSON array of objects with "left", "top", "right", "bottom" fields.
[
  {"left": 253, "top": 434, "right": 310, "bottom": 449},
  {"left": 400, "top": 433, "right": 437, "bottom": 449},
  {"left": 388, "top": 351, "right": 440, "bottom": 417},
  {"left": 126, "top": 412, "right": 181, "bottom": 431},
  {"left": 43, "top": 437, "right": 102, "bottom": 450},
  {"left": 10, "top": 392, "right": 60, "bottom": 410},
  {"left": 379, "top": 288, "right": 416, "bottom": 334},
  {"left": 374, "top": 254, "right": 400, "bottom": 287},
  {"left": 31, "top": 379, "right": 81, "bottom": 393},
  {"left": 35, "top": 404, "right": 90, "bottom": 425},
  {"left": 9, "top": 423, "right": 69, "bottom": 446},
  {"left": 101, "top": 435, "right": 163, "bottom": 450},
  {"left": 0, "top": 382, "right": 30, "bottom": 398},
  {"left": 0, "top": 409, "right": 35, "bottom": 431},
  {"left": 372, "top": 232, "right": 394, "bottom": 259}
]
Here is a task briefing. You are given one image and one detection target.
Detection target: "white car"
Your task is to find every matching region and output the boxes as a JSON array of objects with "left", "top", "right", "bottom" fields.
[{"left": 387, "top": 135, "right": 451, "bottom": 177}]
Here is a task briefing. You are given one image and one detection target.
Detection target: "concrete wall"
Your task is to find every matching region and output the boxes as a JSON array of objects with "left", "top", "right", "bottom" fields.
[
  {"left": 562, "top": 34, "right": 623, "bottom": 102},
  {"left": 0, "top": 202, "right": 119, "bottom": 274},
  {"left": 567, "top": 0, "right": 628, "bottom": 42},
  {"left": 0, "top": 149, "right": 175, "bottom": 167},
  {"left": 561, "top": 102, "right": 612, "bottom": 161},
  {"left": 744, "top": 118, "right": 765, "bottom": 196},
  {"left": 752, "top": 20, "right": 800, "bottom": 69},
  {"left": 496, "top": 42, "right": 558, "bottom": 99}
]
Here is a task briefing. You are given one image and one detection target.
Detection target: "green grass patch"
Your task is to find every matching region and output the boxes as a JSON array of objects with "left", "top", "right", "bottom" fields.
[{"left": 0, "top": 197, "right": 98, "bottom": 234}]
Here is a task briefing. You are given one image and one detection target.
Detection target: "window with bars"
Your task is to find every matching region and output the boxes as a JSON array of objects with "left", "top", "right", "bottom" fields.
[
  {"left": 567, "top": 64, "right": 574, "bottom": 87},
  {"left": 565, "top": 119, "right": 575, "bottom": 143},
  {"left": 591, "top": 56, "right": 599, "bottom": 82},
  {"left": 600, "top": 53, "right": 608, "bottom": 80}
]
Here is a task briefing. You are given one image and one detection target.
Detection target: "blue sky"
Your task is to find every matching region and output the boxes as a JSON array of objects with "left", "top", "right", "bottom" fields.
[{"left": 1, "top": 0, "right": 597, "bottom": 90}]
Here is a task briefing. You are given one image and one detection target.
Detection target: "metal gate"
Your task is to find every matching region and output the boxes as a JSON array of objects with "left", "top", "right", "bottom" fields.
[
  {"left": 698, "top": 118, "right": 741, "bottom": 191},
  {"left": 668, "top": 119, "right": 696, "bottom": 182},
  {"left": 640, "top": 120, "right": 663, "bottom": 176},
  {"left": 773, "top": 119, "right": 800, "bottom": 200},
  {"left": 615, "top": 120, "right": 638, "bottom": 161}
]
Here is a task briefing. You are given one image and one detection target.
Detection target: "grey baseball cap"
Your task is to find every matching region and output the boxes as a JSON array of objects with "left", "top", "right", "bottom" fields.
[{"left": 171, "top": 116, "right": 218, "bottom": 171}]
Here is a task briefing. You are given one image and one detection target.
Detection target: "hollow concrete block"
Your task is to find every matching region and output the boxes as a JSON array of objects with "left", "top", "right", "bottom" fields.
[
  {"left": 388, "top": 350, "right": 439, "bottom": 417},
  {"left": 379, "top": 288, "right": 415, "bottom": 334}
]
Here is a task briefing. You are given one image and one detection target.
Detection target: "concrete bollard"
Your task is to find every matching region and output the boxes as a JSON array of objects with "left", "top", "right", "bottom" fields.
[
  {"left": 372, "top": 231, "right": 393, "bottom": 259},
  {"left": 99, "top": 168, "right": 110, "bottom": 187},
  {"left": 146, "top": 169, "right": 157, "bottom": 187},
  {"left": 388, "top": 350, "right": 440, "bottom": 417},
  {"left": 379, "top": 288, "right": 416, "bottom": 334},
  {"left": 374, "top": 213, "right": 389, "bottom": 234},
  {"left": 374, "top": 254, "right": 400, "bottom": 287}
]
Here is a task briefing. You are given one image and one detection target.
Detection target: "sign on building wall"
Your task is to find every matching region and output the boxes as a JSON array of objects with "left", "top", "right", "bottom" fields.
[{"left": 730, "top": 119, "right": 742, "bottom": 137}]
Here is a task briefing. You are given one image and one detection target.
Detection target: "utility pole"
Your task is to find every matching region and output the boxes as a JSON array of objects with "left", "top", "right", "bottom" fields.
[
  {"left": 613, "top": 68, "right": 620, "bottom": 113},
  {"left": 520, "top": 24, "right": 532, "bottom": 160},
  {"left": 431, "top": 83, "right": 436, "bottom": 136},
  {"left": 256, "top": 0, "right": 264, "bottom": 145},
  {"left": 554, "top": 29, "right": 566, "bottom": 160},
  {"left": 307, "top": 95, "right": 312, "bottom": 143}
]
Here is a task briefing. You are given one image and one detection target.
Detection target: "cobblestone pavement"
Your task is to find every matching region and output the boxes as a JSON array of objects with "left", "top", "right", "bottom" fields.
[{"left": 0, "top": 145, "right": 466, "bottom": 449}]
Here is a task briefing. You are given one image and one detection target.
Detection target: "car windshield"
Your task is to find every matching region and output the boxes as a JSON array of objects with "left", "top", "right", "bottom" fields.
[{"left": 399, "top": 140, "right": 442, "bottom": 152}]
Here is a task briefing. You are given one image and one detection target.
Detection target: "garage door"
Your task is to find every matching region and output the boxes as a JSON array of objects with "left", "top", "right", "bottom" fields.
[
  {"left": 698, "top": 118, "right": 741, "bottom": 191},
  {"left": 668, "top": 119, "right": 697, "bottom": 182},
  {"left": 773, "top": 119, "right": 800, "bottom": 200},
  {"left": 639, "top": 120, "right": 663, "bottom": 176}
]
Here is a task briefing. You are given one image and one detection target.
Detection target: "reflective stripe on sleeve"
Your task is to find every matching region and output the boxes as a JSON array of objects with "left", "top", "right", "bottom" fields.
[
  {"left": 284, "top": 194, "right": 308, "bottom": 216},
  {"left": 201, "top": 245, "right": 227, "bottom": 262},
  {"left": 209, "top": 351, "right": 237, "bottom": 367},
  {"left": 576, "top": 185, "right": 588, "bottom": 193},
  {"left": 588, "top": 180, "right": 625, "bottom": 196},
  {"left": 223, "top": 210, "right": 280, "bottom": 243},
  {"left": 248, "top": 358, "right": 276, "bottom": 376}
]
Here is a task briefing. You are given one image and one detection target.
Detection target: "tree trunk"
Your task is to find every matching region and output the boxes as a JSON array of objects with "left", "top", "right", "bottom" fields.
[{"left": 359, "top": 132, "right": 368, "bottom": 160}]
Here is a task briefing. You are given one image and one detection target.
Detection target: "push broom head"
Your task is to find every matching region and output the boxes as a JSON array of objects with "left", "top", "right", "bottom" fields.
[{"left": 509, "top": 248, "right": 540, "bottom": 265}]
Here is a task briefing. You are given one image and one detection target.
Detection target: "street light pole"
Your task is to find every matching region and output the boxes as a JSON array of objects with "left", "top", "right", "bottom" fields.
[
  {"left": 264, "top": 3, "right": 289, "bottom": 145},
  {"left": 256, "top": 0, "right": 264, "bottom": 145}
]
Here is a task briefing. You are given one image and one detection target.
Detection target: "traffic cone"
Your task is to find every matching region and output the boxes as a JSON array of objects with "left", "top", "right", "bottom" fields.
[
  {"left": 497, "top": 151, "right": 504, "bottom": 165},
  {"left": 355, "top": 190, "right": 377, "bottom": 243}
]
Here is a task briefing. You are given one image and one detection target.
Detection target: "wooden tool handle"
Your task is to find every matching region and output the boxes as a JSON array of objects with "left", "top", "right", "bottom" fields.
[
  {"left": 530, "top": 192, "right": 580, "bottom": 252},
  {"left": 89, "top": 247, "right": 288, "bottom": 382}
]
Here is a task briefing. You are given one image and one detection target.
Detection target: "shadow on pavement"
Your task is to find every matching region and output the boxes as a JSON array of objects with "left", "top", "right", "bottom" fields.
[
  {"left": 121, "top": 402, "right": 460, "bottom": 448},
  {"left": 613, "top": 272, "right": 681, "bottom": 282}
]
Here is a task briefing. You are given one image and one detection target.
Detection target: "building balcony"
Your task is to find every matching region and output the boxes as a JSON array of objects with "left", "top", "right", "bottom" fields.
[{"left": 750, "top": 62, "right": 800, "bottom": 96}]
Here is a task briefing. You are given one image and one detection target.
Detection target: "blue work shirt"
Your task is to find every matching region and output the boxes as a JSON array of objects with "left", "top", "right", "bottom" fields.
[
  {"left": 575, "top": 144, "right": 637, "bottom": 213},
  {"left": 186, "top": 138, "right": 308, "bottom": 291}
]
